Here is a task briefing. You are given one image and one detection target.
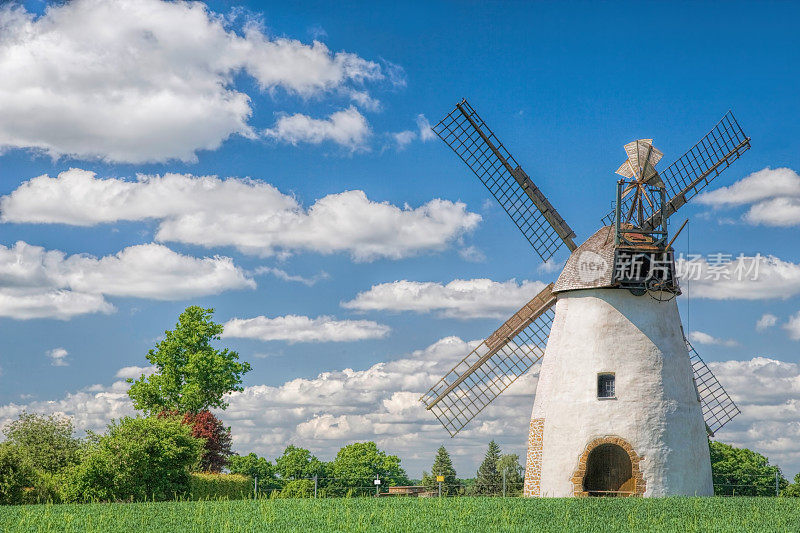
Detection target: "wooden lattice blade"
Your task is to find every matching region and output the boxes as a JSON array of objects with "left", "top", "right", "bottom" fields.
[
  {"left": 686, "top": 339, "right": 741, "bottom": 435},
  {"left": 420, "top": 283, "right": 556, "bottom": 436},
  {"left": 432, "top": 99, "right": 577, "bottom": 262}
]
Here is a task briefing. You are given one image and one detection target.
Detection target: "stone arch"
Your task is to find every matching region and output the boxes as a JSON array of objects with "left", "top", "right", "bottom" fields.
[{"left": 571, "top": 436, "right": 645, "bottom": 497}]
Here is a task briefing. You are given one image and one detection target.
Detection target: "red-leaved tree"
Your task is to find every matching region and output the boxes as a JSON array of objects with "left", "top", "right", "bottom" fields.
[{"left": 160, "top": 410, "right": 232, "bottom": 472}]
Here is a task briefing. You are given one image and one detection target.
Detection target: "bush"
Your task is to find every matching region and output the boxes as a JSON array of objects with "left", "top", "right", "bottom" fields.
[
  {"left": 189, "top": 473, "right": 251, "bottom": 500},
  {"left": 62, "top": 416, "right": 203, "bottom": 502},
  {"left": 280, "top": 479, "right": 315, "bottom": 498},
  {"left": 0, "top": 444, "right": 31, "bottom": 505},
  {"left": 3, "top": 412, "right": 80, "bottom": 474}
]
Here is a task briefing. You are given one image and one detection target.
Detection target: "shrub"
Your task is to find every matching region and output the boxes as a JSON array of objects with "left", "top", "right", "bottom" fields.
[
  {"left": 3, "top": 412, "right": 79, "bottom": 474},
  {"left": 279, "top": 479, "right": 315, "bottom": 498},
  {"left": 0, "top": 444, "right": 31, "bottom": 505},
  {"left": 189, "top": 473, "right": 251, "bottom": 500},
  {"left": 62, "top": 416, "right": 203, "bottom": 502}
]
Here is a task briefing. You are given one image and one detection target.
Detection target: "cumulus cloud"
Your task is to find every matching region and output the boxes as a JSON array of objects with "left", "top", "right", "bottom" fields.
[
  {"left": 47, "top": 348, "right": 69, "bottom": 367},
  {"left": 3, "top": 341, "right": 800, "bottom": 477},
  {"left": 1, "top": 170, "right": 481, "bottom": 261},
  {"left": 688, "top": 331, "right": 739, "bottom": 348},
  {"left": 697, "top": 168, "right": 800, "bottom": 227},
  {"left": 264, "top": 107, "right": 371, "bottom": 150},
  {"left": 223, "top": 315, "right": 390, "bottom": 343},
  {"left": 707, "top": 357, "right": 800, "bottom": 473},
  {"left": 756, "top": 313, "right": 778, "bottom": 332},
  {"left": 114, "top": 366, "right": 157, "bottom": 380},
  {"left": 677, "top": 254, "right": 800, "bottom": 300},
  {"left": 342, "top": 278, "right": 546, "bottom": 319},
  {"left": 0, "top": 0, "right": 384, "bottom": 162},
  {"left": 784, "top": 312, "right": 800, "bottom": 341},
  {"left": 0, "top": 241, "right": 254, "bottom": 319}
]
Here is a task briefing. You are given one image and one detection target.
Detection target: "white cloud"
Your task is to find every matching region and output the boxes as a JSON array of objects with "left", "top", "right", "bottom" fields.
[
  {"left": 0, "top": 241, "right": 254, "bottom": 320},
  {"left": 0, "top": 0, "right": 384, "bottom": 163},
  {"left": 538, "top": 259, "right": 566, "bottom": 274},
  {"left": 678, "top": 254, "right": 800, "bottom": 300},
  {"left": 392, "top": 130, "right": 417, "bottom": 150},
  {"left": 342, "top": 278, "right": 546, "bottom": 319},
  {"left": 0, "top": 289, "right": 112, "bottom": 321},
  {"left": 416, "top": 114, "right": 435, "bottom": 142},
  {"left": 254, "top": 267, "right": 329, "bottom": 287},
  {"left": 389, "top": 114, "right": 435, "bottom": 150},
  {"left": 1, "top": 169, "right": 481, "bottom": 261},
  {"left": 114, "top": 366, "right": 157, "bottom": 380},
  {"left": 688, "top": 331, "right": 739, "bottom": 348},
  {"left": 697, "top": 168, "right": 800, "bottom": 227},
  {"left": 756, "top": 313, "right": 778, "bottom": 332},
  {"left": 784, "top": 312, "right": 800, "bottom": 341},
  {"left": 223, "top": 315, "right": 390, "bottom": 343},
  {"left": 264, "top": 107, "right": 371, "bottom": 150},
  {"left": 707, "top": 357, "right": 800, "bottom": 474},
  {"left": 47, "top": 348, "right": 69, "bottom": 367},
  {"left": 457, "top": 246, "right": 486, "bottom": 263},
  {"left": 4, "top": 344, "right": 800, "bottom": 478}
]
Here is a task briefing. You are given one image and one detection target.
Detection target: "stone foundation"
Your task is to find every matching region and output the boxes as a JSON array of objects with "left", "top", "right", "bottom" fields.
[{"left": 523, "top": 418, "right": 545, "bottom": 496}]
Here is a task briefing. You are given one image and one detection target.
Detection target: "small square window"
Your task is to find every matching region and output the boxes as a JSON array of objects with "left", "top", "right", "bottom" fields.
[{"left": 598, "top": 373, "right": 615, "bottom": 398}]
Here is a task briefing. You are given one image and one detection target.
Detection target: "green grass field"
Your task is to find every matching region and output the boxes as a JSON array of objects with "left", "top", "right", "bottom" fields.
[{"left": 1, "top": 497, "right": 799, "bottom": 533}]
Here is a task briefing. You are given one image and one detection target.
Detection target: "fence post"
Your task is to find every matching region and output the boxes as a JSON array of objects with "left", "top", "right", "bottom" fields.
[
  {"left": 254, "top": 474, "right": 258, "bottom": 498},
  {"left": 314, "top": 475, "right": 318, "bottom": 499},
  {"left": 502, "top": 468, "right": 507, "bottom": 497}
]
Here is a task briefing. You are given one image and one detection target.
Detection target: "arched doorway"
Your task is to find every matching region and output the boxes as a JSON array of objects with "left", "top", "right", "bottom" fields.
[
  {"left": 583, "top": 444, "right": 633, "bottom": 496},
  {"left": 571, "top": 436, "right": 645, "bottom": 497}
]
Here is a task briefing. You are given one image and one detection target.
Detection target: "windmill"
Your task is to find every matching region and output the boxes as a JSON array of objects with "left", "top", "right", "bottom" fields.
[{"left": 421, "top": 99, "right": 750, "bottom": 497}]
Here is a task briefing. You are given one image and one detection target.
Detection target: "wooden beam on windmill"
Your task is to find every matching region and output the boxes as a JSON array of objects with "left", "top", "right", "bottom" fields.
[
  {"left": 419, "top": 283, "right": 557, "bottom": 437},
  {"left": 432, "top": 98, "right": 577, "bottom": 262}
]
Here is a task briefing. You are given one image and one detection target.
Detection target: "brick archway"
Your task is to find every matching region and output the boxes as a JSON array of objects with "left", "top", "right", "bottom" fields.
[{"left": 571, "top": 436, "right": 645, "bottom": 496}]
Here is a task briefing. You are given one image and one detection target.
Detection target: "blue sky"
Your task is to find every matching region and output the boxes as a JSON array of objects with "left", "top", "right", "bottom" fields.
[{"left": 0, "top": 0, "right": 799, "bottom": 477}]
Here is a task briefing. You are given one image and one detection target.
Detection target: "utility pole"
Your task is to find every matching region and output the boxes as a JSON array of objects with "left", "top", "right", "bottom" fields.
[
  {"left": 502, "top": 468, "right": 507, "bottom": 498},
  {"left": 374, "top": 475, "right": 381, "bottom": 497},
  {"left": 314, "top": 475, "right": 318, "bottom": 499},
  {"left": 254, "top": 474, "right": 258, "bottom": 498},
  {"left": 776, "top": 470, "right": 780, "bottom": 497}
]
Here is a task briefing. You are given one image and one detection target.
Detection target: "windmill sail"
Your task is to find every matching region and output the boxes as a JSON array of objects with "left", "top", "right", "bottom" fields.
[
  {"left": 603, "top": 111, "right": 750, "bottom": 228},
  {"left": 686, "top": 339, "right": 741, "bottom": 435},
  {"left": 420, "top": 283, "right": 556, "bottom": 436},
  {"left": 433, "top": 99, "right": 577, "bottom": 262}
]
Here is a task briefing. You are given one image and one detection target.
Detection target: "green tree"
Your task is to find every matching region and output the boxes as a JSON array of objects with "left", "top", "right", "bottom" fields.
[
  {"left": 497, "top": 453, "right": 524, "bottom": 495},
  {"left": 0, "top": 443, "right": 32, "bottom": 505},
  {"left": 62, "top": 416, "right": 203, "bottom": 502},
  {"left": 127, "top": 306, "right": 251, "bottom": 414},
  {"left": 3, "top": 412, "right": 80, "bottom": 473},
  {"left": 229, "top": 453, "right": 274, "bottom": 480},
  {"left": 473, "top": 440, "right": 502, "bottom": 495},
  {"left": 710, "top": 440, "right": 788, "bottom": 496},
  {"left": 330, "top": 442, "right": 409, "bottom": 494},
  {"left": 781, "top": 472, "right": 800, "bottom": 497},
  {"left": 422, "top": 446, "right": 458, "bottom": 495},
  {"left": 275, "top": 445, "right": 327, "bottom": 482}
]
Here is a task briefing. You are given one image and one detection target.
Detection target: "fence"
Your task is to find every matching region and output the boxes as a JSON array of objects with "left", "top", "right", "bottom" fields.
[{"left": 248, "top": 472, "right": 786, "bottom": 499}]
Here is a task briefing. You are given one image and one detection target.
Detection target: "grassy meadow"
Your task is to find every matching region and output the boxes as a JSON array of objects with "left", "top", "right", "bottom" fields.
[{"left": 1, "top": 497, "right": 799, "bottom": 533}]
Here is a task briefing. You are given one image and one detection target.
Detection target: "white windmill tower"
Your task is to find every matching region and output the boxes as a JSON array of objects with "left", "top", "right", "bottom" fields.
[{"left": 422, "top": 100, "right": 750, "bottom": 497}]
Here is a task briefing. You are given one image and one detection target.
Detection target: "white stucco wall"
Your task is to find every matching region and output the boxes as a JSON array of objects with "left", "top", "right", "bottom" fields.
[{"left": 529, "top": 288, "right": 713, "bottom": 497}]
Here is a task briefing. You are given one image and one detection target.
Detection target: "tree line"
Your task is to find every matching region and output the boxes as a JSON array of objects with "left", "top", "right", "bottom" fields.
[{"left": 0, "top": 306, "right": 797, "bottom": 503}]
